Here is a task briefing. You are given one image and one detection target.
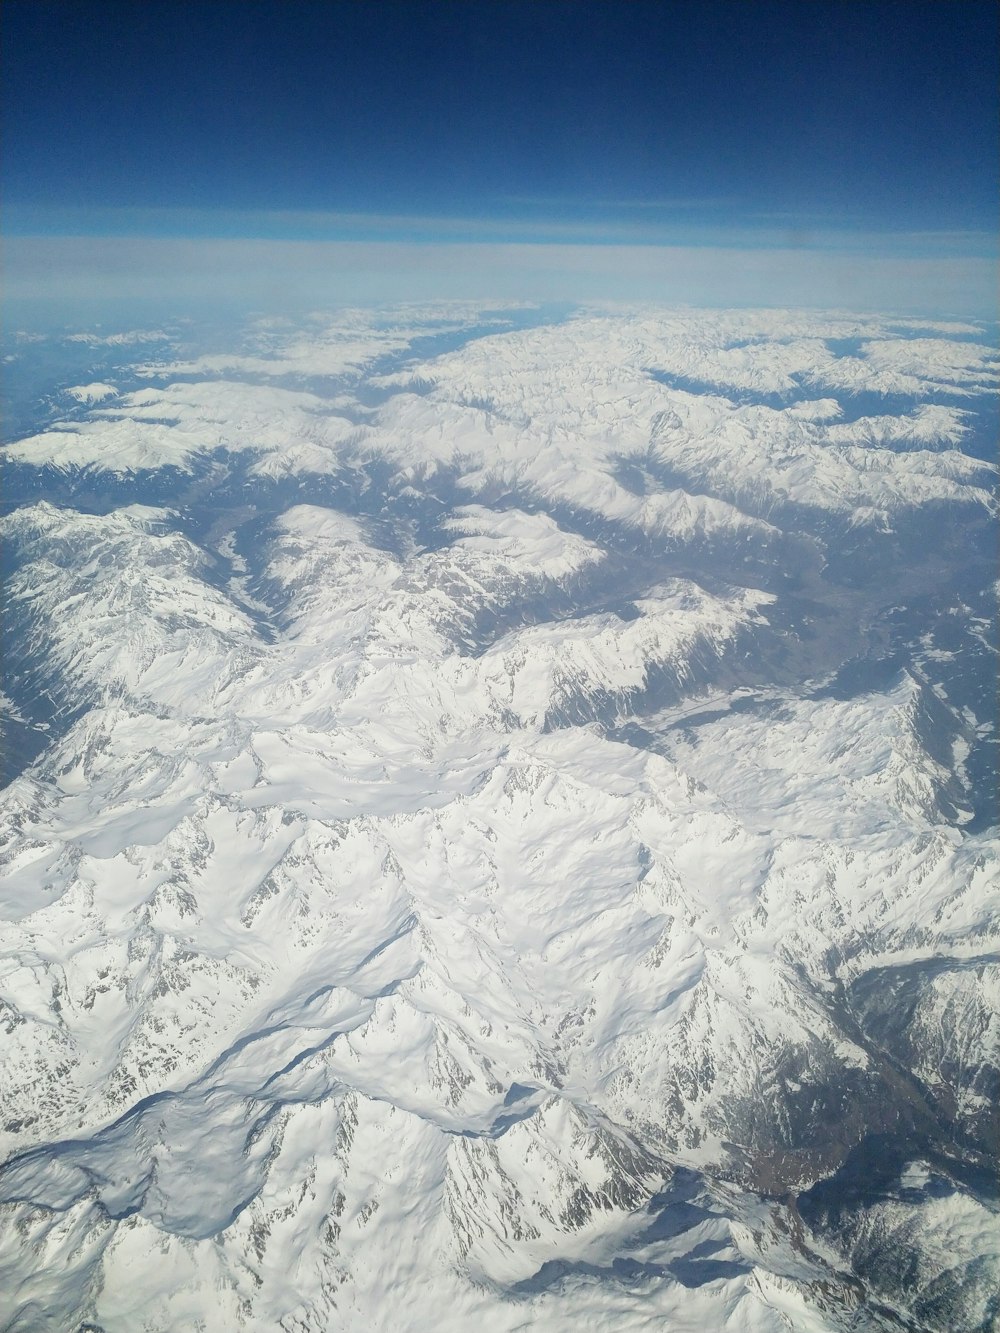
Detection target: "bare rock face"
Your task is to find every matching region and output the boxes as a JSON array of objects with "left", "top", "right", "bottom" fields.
[{"left": 1, "top": 304, "right": 997, "bottom": 1332}]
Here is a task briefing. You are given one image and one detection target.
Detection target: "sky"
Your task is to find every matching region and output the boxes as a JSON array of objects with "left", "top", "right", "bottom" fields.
[{"left": 3, "top": 0, "right": 998, "bottom": 316}]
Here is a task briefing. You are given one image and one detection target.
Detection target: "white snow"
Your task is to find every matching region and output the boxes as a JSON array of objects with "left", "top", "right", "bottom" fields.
[
  {"left": 64, "top": 382, "right": 118, "bottom": 404},
  {"left": 1, "top": 303, "right": 996, "bottom": 1333}
]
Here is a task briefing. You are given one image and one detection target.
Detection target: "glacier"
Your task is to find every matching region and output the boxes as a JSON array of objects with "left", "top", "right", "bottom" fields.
[{"left": 0, "top": 303, "right": 997, "bottom": 1332}]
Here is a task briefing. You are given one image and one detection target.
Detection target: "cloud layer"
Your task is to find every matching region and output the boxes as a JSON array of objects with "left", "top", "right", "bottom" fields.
[{"left": 7, "top": 235, "right": 997, "bottom": 320}]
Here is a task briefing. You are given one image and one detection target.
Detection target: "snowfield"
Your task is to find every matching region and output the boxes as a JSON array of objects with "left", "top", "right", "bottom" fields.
[{"left": 1, "top": 304, "right": 997, "bottom": 1332}]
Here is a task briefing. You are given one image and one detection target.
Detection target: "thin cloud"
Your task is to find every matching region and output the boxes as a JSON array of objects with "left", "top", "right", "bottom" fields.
[
  {"left": 497, "top": 195, "right": 736, "bottom": 212},
  {"left": 5, "top": 235, "right": 996, "bottom": 321},
  {"left": 8, "top": 205, "right": 997, "bottom": 265}
]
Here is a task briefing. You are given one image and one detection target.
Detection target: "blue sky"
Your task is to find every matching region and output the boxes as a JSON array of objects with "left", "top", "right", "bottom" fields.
[{"left": 3, "top": 0, "right": 997, "bottom": 314}]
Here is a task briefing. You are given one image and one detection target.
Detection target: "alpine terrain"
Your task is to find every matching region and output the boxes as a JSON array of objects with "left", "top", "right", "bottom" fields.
[{"left": 1, "top": 302, "right": 997, "bottom": 1333}]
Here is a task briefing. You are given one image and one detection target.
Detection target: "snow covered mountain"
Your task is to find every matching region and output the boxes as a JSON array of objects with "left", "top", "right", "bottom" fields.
[{"left": 1, "top": 304, "right": 997, "bottom": 1332}]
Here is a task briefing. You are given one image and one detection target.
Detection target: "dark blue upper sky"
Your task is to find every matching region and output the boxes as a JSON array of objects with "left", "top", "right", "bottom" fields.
[{"left": 3, "top": 0, "right": 997, "bottom": 251}]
